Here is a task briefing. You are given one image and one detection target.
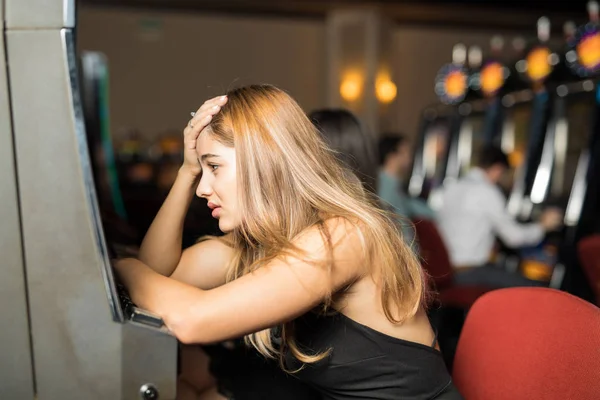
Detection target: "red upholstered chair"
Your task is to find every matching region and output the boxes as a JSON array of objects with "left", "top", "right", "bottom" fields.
[
  {"left": 578, "top": 235, "right": 600, "bottom": 306},
  {"left": 453, "top": 288, "right": 600, "bottom": 400},
  {"left": 412, "top": 219, "right": 492, "bottom": 308}
]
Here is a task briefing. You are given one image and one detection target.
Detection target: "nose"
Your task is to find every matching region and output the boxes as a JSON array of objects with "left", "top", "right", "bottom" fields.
[{"left": 196, "top": 172, "right": 213, "bottom": 198}]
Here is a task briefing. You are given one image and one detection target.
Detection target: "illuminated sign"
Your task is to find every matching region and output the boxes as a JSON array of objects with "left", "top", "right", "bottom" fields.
[{"left": 435, "top": 64, "right": 468, "bottom": 104}]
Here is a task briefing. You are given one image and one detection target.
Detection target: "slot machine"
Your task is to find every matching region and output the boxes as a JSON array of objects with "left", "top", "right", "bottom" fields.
[
  {"left": 440, "top": 37, "right": 512, "bottom": 196},
  {"left": 408, "top": 44, "right": 469, "bottom": 205},
  {"left": 506, "top": 17, "right": 559, "bottom": 221},
  {"left": 2, "top": 0, "right": 178, "bottom": 398},
  {"left": 495, "top": 2, "right": 600, "bottom": 294},
  {"left": 486, "top": 17, "right": 567, "bottom": 281},
  {"left": 537, "top": 0, "right": 600, "bottom": 297},
  {"left": 0, "top": 0, "right": 35, "bottom": 398}
]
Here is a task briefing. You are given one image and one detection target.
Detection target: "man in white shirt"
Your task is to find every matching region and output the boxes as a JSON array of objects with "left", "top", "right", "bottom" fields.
[{"left": 437, "top": 146, "right": 562, "bottom": 287}]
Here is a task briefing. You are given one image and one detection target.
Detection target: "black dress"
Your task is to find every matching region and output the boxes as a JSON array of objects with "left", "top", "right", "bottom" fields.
[{"left": 285, "top": 312, "right": 464, "bottom": 400}]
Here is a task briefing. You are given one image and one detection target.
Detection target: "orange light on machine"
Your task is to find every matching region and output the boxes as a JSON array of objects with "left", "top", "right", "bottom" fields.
[
  {"left": 508, "top": 149, "right": 524, "bottom": 168},
  {"left": 445, "top": 70, "right": 467, "bottom": 99},
  {"left": 521, "top": 260, "right": 554, "bottom": 281},
  {"left": 526, "top": 46, "right": 552, "bottom": 82},
  {"left": 480, "top": 62, "right": 505, "bottom": 96},
  {"left": 435, "top": 64, "right": 468, "bottom": 104},
  {"left": 577, "top": 31, "right": 600, "bottom": 70}
]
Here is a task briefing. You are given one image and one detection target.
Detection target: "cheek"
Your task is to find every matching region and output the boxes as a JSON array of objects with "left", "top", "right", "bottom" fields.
[{"left": 215, "top": 170, "right": 238, "bottom": 204}]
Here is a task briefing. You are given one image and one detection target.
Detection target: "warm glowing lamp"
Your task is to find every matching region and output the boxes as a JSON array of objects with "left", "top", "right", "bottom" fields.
[
  {"left": 376, "top": 79, "right": 397, "bottom": 104},
  {"left": 340, "top": 73, "right": 362, "bottom": 102}
]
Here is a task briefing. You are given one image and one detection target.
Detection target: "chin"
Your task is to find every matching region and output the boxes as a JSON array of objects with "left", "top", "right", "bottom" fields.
[{"left": 218, "top": 219, "right": 235, "bottom": 233}]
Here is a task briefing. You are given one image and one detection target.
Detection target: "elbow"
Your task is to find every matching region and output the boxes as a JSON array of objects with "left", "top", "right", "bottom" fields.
[
  {"left": 173, "top": 329, "right": 197, "bottom": 345},
  {"left": 164, "top": 309, "right": 213, "bottom": 345},
  {"left": 165, "top": 311, "right": 199, "bottom": 344}
]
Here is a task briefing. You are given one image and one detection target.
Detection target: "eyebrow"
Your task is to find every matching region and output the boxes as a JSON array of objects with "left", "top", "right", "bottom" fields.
[{"left": 200, "top": 153, "right": 220, "bottom": 161}]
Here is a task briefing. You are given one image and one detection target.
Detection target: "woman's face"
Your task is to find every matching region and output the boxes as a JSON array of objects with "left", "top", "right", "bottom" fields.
[{"left": 196, "top": 132, "right": 241, "bottom": 232}]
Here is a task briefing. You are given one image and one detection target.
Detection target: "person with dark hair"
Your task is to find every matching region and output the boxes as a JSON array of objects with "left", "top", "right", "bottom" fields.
[
  {"left": 378, "top": 134, "right": 435, "bottom": 248},
  {"left": 310, "top": 109, "right": 377, "bottom": 193},
  {"left": 437, "top": 145, "right": 562, "bottom": 288},
  {"left": 476, "top": 145, "right": 510, "bottom": 170}
]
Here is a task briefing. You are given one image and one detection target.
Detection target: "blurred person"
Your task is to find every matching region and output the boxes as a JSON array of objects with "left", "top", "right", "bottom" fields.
[
  {"left": 115, "top": 85, "right": 463, "bottom": 399},
  {"left": 378, "top": 134, "right": 436, "bottom": 248},
  {"left": 437, "top": 145, "right": 563, "bottom": 288},
  {"left": 309, "top": 109, "right": 377, "bottom": 194}
]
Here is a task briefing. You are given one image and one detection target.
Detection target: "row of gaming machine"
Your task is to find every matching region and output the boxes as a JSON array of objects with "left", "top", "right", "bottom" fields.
[{"left": 407, "top": 5, "right": 600, "bottom": 298}]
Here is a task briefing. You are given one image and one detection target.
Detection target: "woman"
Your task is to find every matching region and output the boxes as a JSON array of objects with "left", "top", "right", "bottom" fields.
[
  {"left": 115, "top": 85, "right": 462, "bottom": 399},
  {"left": 309, "top": 109, "right": 377, "bottom": 194}
]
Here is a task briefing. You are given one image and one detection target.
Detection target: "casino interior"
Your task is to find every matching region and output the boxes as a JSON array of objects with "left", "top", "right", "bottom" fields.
[{"left": 1, "top": 0, "right": 600, "bottom": 399}]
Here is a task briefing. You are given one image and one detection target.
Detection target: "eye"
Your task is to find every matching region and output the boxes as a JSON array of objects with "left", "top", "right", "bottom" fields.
[{"left": 208, "top": 163, "right": 219, "bottom": 172}]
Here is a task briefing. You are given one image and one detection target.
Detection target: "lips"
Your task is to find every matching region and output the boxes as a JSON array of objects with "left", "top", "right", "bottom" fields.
[{"left": 208, "top": 202, "right": 222, "bottom": 218}]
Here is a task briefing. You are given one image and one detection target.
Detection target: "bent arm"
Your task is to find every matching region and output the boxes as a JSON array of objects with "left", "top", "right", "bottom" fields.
[
  {"left": 487, "top": 192, "right": 545, "bottom": 248},
  {"left": 137, "top": 170, "right": 198, "bottom": 276},
  {"left": 115, "top": 219, "right": 363, "bottom": 344},
  {"left": 169, "top": 237, "right": 233, "bottom": 290}
]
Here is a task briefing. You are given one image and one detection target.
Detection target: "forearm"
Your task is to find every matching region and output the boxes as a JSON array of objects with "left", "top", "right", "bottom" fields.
[
  {"left": 115, "top": 258, "right": 206, "bottom": 340},
  {"left": 138, "top": 169, "right": 198, "bottom": 276},
  {"left": 497, "top": 221, "right": 545, "bottom": 248}
]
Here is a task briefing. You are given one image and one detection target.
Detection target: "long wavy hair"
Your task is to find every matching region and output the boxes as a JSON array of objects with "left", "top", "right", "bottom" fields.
[{"left": 205, "top": 84, "right": 425, "bottom": 368}]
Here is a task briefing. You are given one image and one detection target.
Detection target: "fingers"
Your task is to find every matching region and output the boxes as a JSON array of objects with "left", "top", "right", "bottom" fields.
[
  {"left": 190, "top": 95, "right": 228, "bottom": 126},
  {"left": 184, "top": 95, "right": 228, "bottom": 149},
  {"left": 185, "top": 114, "right": 213, "bottom": 149}
]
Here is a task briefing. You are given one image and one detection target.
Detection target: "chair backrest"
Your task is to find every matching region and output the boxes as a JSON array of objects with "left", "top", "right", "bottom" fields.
[
  {"left": 578, "top": 235, "right": 600, "bottom": 306},
  {"left": 453, "top": 288, "right": 600, "bottom": 400},
  {"left": 412, "top": 218, "right": 454, "bottom": 289}
]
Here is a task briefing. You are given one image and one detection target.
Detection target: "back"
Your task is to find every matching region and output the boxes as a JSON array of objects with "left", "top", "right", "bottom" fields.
[
  {"left": 286, "top": 312, "right": 462, "bottom": 400},
  {"left": 437, "top": 169, "right": 502, "bottom": 267}
]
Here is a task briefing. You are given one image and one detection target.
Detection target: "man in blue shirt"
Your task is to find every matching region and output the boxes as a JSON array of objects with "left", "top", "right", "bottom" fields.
[{"left": 378, "top": 135, "right": 436, "bottom": 249}]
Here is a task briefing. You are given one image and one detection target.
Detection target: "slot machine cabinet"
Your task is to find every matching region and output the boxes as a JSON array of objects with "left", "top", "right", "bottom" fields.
[
  {"left": 548, "top": 80, "right": 600, "bottom": 297},
  {"left": 4, "top": 0, "right": 177, "bottom": 398},
  {"left": 0, "top": 0, "right": 36, "bottom": 398},
  {"left": 408, "top": 105, "right": 457, "bottom": 202}
]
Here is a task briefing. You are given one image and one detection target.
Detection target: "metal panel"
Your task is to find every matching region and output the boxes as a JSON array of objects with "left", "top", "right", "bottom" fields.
[
  {"left": 7, "top": 28, "right": 176, "bottom": 399},
  {"left": 0, "top": 0, "right": 36, "bottom": 396},
  {"left": 122, "top": 323, "right": 178, "bottom": 399},
  {"left": 6, "top": 0, "right": 75, "bottom": 29}
]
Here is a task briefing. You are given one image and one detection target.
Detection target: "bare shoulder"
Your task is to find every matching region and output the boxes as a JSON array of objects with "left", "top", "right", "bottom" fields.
[
  {"left": 170, "top": 235, "right": 235, "bottom": 290},
  {"left": 293, "top": 216, "right": 364, "bottom": 248},
  {"left": 290, "top": 217, "right": 367, "bottom": 281}
]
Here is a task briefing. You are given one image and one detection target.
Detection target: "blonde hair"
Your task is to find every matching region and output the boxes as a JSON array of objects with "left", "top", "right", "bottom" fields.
[{"left": 205, "top": 84, "right": 426, "bottom": 368}]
